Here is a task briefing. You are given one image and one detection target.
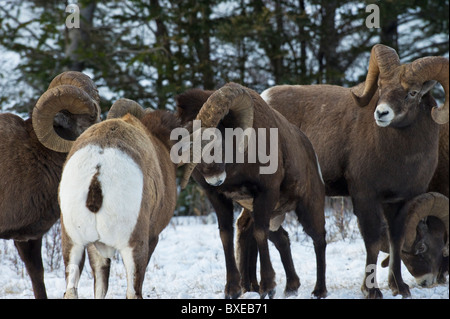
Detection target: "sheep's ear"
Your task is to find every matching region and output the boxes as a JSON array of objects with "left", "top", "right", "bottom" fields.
[{"left": 420, "top": 80, "right": 437, "bottom": 95}]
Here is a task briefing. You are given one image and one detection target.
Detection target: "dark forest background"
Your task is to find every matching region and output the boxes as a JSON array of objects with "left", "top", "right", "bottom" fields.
[{"left": 1, "top": 0, "right": 448, "bottom": 215}]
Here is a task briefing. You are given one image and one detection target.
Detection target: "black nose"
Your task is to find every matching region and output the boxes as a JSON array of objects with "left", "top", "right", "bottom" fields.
[{"left": 377, "top": 110, "right": 390, "bottom": 119}]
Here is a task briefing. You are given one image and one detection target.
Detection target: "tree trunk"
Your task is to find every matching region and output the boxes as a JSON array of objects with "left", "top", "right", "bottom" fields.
[
  {"left": 64, "top": 1, "right": 96, "bottom": 72},
  {"left": 317, "top": 0, "right": 340, "bottom": 84},
  {"left": 150, "top": 0, "right": 174, "bottom": 108},
  {"left": 298, "top": 0, "right": 307, "bottom": 82}
]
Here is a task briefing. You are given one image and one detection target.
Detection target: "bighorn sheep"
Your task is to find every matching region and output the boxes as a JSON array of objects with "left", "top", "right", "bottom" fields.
[
  {"left": 0, "top": 71, "right": 101, "bottom": 298},
  {"left": 59, "top": 99, "right": 179, "bottom": 299},
  {"left": 241, "top": 44, "right": 449, "bottom": 298},
  {"left": 239, "top": 123, "right": 449, "bottom": 294},
  {"left": 380, "top": 123, "right": 449, "bottom": 287},
  {"left": 175, "top": 82, "right": 327, "bottom": 299}
]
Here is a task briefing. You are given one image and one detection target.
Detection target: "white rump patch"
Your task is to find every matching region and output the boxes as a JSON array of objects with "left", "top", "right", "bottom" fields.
[{"left": 59, "top": 145, "right": 144, "bottom": 251}]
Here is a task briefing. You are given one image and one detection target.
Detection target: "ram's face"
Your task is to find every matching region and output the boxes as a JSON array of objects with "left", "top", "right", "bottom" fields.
[
  {"left": 351, "top": 44, "right": 448, "bottom": 126},
  {"left": 54, "top": 111, "right": 99, "bottom": 141},
  {"left": 177, "top": 83, "right": 254, "bottom": 190},
  {"left": 195, "top": 125, "right": 227, "bottom": 187},
  {"left": 197, "top": 162, "right": 227, "bottom": 187},
  {"left": 374, "top": 74, "right": 436, "bottom": 128},
  {"left": 402, "top": 218, "right": 448, "bottom": 287}
]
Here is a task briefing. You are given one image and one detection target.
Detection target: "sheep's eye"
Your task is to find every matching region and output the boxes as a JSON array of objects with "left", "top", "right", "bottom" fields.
[{"left": 409, "top": 90, "right": 419, "bottom": 97}]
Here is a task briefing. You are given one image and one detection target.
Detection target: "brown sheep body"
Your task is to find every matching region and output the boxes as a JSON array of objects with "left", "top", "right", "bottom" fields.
[
  {"left": 176, "top": 83, "right": 326, "bottom": 299},
  {"left": 0, "top": 71, "right": 100, "bottom": 298},
  {"left": 238, "top": 44, "right": 449, "bottom": 298},
  {"left": 59, "top": 102, "right": 179, "bottom": 299}
]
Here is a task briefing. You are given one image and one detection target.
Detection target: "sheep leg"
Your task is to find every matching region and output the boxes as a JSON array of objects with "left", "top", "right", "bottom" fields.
[
  {"left": 62, "top": 243, "right": 86, "bottom": 299},
  {"left": 383, "top": 203, "right": 411, "bottom": 298},
  {"left": 268, "top": 227, "right": 301, "bottom": 296},
  {"left": 120, "top": 237, "right": 156, "bottom": 299},
  {"left": 296, "top": 200, "right": 327, "bottom": 298},
  {"left": 253, "top": 190, "right": 279, "bottom": 299},
  {"left": 121, "top": 245, "right": 144, "bottom": 299},
  {"left": 236, "top": 211, "right": 301, "bottom": 296},
  {"left": 206, "top": 189, "right": 241, "bottom": 299},
  {"left": 236, "top": 208, "right": 260, "bottom": 293},
  {"left": 87, "top": 244, "right": 111, "bottom": 299},
  {"left": 14, "top": 238, "right": 47, "bottom": 299},
  {"left": 352, "top": 196, "right": 383, "bottom": 299}
]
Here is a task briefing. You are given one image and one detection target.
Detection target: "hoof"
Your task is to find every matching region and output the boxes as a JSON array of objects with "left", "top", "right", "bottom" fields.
[
  {"left": 225, "top": 291, "right": 242, "bottom": 299},
  {"left": 284, "top": 278, "right": 301, "bottom": 297},
  {"left": 259, "top": 279, "right": 276, "bottom": 299},
  {"left": 284, "top": 288, "right": 298, "bottom": 298},
  {"left": 362, "top": 287, "right": 383, "bottom": 299},
  {"left": 311, "top": 288, "right": 328, "bottom": 299},
  {"left": 225, "top": 281, "right": 242, "bottom": 299},
  {"left": 241, "top": 281, "right": 260, "bottom": 294},
  {"left": 260, "top": 288, "right": 276, "bottom": 299},
  {"left": 390, "top": 282, "right": 411, "bottom": 299},
  {"left": 64, "top": 288, "right": 78, "bottom": 299}
]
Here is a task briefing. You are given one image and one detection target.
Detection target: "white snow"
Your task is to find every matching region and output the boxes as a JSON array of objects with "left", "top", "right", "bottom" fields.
[{"left": 0, "top": 211, "right": 448, "bottom": 299}]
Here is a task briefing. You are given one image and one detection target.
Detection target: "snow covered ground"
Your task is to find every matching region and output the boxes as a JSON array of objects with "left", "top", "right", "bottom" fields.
[{"left": 0, "top": 211, "right": 448, "bottom": 299}]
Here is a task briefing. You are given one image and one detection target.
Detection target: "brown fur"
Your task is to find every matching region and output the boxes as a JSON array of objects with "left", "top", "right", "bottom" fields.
[
  {"left": 176, "top": 84, "right": 327, "bottom": 298},
  {"left": 429, "top": 123, "right": 449, "bottom": 197},
  {"left": 86, "top": 168, "right": 103, "bottom": 213},
  {"left": 259, "top": 77, "right": 443, "bottom": 298},
  {"left": 60, "top": 110, "right": 179, "bottom": 299},
  {"left": 0, "top": 114, "right": 67, "bottom": 299},
  {"left": 0, "top": 72, "right": 99, "bottom": 299}
]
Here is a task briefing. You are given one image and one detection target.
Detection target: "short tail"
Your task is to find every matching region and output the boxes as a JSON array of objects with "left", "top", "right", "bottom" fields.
[{"left": 86, "top": 166, "right": 103, "bottom": 213}]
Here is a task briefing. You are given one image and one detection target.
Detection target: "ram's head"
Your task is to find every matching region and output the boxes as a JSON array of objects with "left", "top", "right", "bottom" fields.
[
  {"left": 352, "top": 44, "right": 449, "bottom": 127},
  {"left": 32, "top": 71, "right": 101, "bottom": 153},
  {"left": 382, "top": 192, "right": 449, "bottom": 287},
  {"left": 177, "top": 83, "right": 254, "bottom": 189}
]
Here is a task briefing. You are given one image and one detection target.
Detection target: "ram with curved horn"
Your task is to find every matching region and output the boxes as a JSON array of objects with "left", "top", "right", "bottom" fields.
[
  {"left": 59, "top": 98, "right": 179, "bottom": 298},
  {"left": 243, "top": 44, "right": 449, "bottom": 298},
  {"left": 32, "top": 71, "right": 101, "bottom": 153},
  {"left": 397, "top": 193, "right": 448, "bottom": 285},
  {"left": 0, "top": 71, "right": 101, "bottom": 298},
  {"left": 176, "top": 82, "right": 327, "bottom": 299}
]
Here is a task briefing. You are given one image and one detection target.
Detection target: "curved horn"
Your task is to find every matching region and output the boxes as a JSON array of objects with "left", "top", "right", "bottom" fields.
[
  {"left": 179, "top": 83, "right": 254, "bottom": 189},
  {"left": 48, "top": 71, "right": 100, "bottom": 104},
  {"left": 403, "top": 57, "right": 449, "bottom": 124},
  {"left": 351, "top": 44, "right": 401, "bottom": 107},
  {"left": 32, "top": 72, "right": 100, "bottom": 153},
  {"left": 403, "top": 192, "right": 449, "bottom": 257},
  {"left": 107, "top": 98, "right": 145, "bottom": 120}
]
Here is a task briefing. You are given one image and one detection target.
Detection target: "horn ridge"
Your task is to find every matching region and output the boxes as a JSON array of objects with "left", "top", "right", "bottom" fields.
[
  {"left": 107, "top": 98, "right": 145, "bottom": 120},
  {"left": 351, "top": 44, "right": 400, "bottom": 107},
  {"left": 406, "top": 56, "right": 449, "bottom": 124},
  {"left": 402, "top": 192, "right": 449, "bottom": 256},
  {"left": 179, "top": 83, "right": 254, "bottom": 189},
  {"left": 32, "top": 72, "right": 100, "bottom": 153}
]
